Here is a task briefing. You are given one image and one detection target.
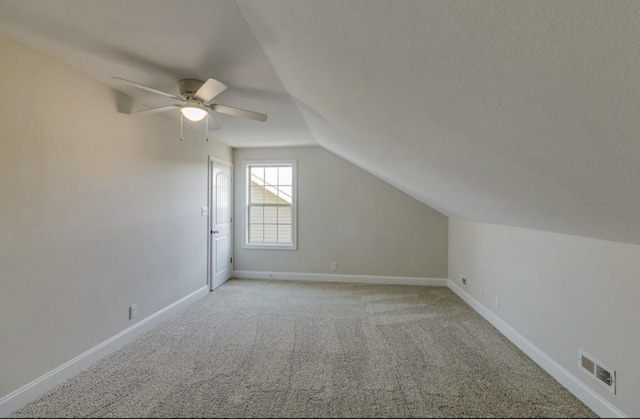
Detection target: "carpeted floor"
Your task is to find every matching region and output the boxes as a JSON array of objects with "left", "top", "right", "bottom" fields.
[{"left": 11, "top": 279, "right": 597, "bottom": 418}]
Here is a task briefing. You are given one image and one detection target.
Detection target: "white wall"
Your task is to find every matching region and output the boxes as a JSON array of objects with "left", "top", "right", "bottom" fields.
[
  {"left": 0, "top": 35, "right": 231, "bottom": 400},
  {"left": 233, "top": 146, "right": 448, "bottom": 278},
  {"left": 449, "top": 218, "right": 640, "bottom": 417}
]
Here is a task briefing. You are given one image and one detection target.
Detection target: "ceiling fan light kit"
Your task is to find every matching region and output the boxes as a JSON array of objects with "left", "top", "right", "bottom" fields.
[
  {"left": 180, "top": 99, "right": 208, "bottom": 122},
  {"left": 179, "top": 107, "right": 211, "bottom": 142},
  {"left": 112, "top": 76, "right": 267, "bottom": 141}
]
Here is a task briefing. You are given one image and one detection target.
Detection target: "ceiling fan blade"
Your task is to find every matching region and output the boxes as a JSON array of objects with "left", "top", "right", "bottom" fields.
[
  {"left": 196, "top": 78, "right": 227, "bottom": 103},
  {"left": 112, "top": 77, "right": 184, "bottom": 101},
  {"left": 207, "top": 110, "right": 221, "bottom": 131},
  {"left": 132, "top": 105, "right": 180, "bottom": 115},
  {"left": 210, "top": 104, "right": 268, "bottom": 122}
]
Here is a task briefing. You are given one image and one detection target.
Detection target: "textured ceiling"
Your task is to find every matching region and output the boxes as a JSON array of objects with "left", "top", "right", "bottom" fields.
[
  {"left": 238, "top": 0, "right": 640, "bottom": 245},
  {"left": 1, "top": 1, "right": 640, "bottom": 244}
]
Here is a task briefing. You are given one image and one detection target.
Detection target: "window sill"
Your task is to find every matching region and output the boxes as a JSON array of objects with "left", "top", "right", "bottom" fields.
[{"left": 243, "top": 243, "right": 297, "bottom": 250}]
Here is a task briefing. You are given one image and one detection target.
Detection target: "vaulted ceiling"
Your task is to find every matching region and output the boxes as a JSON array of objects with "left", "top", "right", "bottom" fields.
[{"left": 2, "top": 0, "right": 640, "bottom": 245}]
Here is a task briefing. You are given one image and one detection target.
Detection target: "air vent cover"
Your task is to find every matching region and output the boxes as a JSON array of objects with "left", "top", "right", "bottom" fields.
[{"left": 579, "top": 350, "right": 616, "bottom": 394}]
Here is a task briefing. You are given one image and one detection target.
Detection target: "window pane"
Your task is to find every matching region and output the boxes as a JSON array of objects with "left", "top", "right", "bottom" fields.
[
  {"left": 265, "top": 167, "right": 278, "bottom": 186},
  {"left": 279, "top": 166, "right": 292, "bottom": 185},
  {"left": 264, "top": 186, "right": 279, "bottom": 204},
  {"left": 250, "top": 206, "right": 263, "bottom": 224},
  {"left": 249, "top": 224, "right": 264, "bottom": 243},
  {"left": 278, "top": 225, "right": 292, "bottom": 243},
  {"left": 250, "top": 167, "right": 264, "bottom": 186},
  {"left": 264, "top": 224, "right": 277, "bottom": 243},
  {"left": 278, "top": 186, "right": 292, "bottom": 203},
  {"left": 264, "top": 206, "right": 277, "bottom": 224},
  {"left": 250, "top": 184, "right": 264, "bottom": 204},
  {"left": 278, "top": 206, "right": 292, "bottom": 224}
]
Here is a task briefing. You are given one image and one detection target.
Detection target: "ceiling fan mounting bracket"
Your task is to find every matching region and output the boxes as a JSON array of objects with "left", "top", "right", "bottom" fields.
[{"left": 178, "top": 79, "right": 205, "bottom": 99}]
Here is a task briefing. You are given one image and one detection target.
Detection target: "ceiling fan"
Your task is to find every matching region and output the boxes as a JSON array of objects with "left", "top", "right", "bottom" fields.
[{"left": 112, "top": 76, "right": 267, "bottom": 137}]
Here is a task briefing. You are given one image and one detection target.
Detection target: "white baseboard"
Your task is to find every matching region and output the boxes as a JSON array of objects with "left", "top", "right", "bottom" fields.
[
  {"left": 447, "top": 279, "right": 627, "bottom": 418},
  {"left": 232, "top": 270, "right": 448, "bottom": 287},
  {"left": 0, "top": 285, "right": 209, "bottom": 418}
]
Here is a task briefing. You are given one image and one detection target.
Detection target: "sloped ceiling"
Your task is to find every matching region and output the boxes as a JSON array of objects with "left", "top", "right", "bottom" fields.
[
  {"left": 238, "top": 0, "right": 640, "bottom": 245},
  {"left": 2, "top": 1, "right": 640, "bottom": 245}
]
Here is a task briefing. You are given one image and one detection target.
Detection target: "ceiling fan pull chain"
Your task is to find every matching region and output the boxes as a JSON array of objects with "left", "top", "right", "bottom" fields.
[
  {"left": 180, "top": 113, "right": 184, "bottom": 141},
  {"left": 205, "top": 114, "right": 209, "bottom": 142}
]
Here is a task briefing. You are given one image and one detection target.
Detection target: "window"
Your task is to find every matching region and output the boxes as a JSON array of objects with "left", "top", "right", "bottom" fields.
[{"left": 244, "top": 161, "right": 296, "bottom": 249}]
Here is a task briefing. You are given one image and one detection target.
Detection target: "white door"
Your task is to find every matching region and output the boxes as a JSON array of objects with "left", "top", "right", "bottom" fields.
[{"left": 210, "top": 160, "right": 232, "bottom": 290}]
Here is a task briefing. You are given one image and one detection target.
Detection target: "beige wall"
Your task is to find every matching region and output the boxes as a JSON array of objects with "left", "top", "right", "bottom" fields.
[
  {"left": 0, "top": 35, "right": 231, "bottom": 398},
  {"left": 233, "top": 147, "right": 448, "bottom": 278},
  {"left": 449, "top": 218, "right": 640, "bottom": 417}
]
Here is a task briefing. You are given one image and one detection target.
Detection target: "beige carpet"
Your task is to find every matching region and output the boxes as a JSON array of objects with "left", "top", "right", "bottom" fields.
[{"left": 12, "top": 279, "right": 597, "bottom": 418}]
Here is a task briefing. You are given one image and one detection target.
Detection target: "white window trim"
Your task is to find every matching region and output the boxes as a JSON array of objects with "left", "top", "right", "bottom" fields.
[{"left": 242, "top": 160, "right": 297, "bottom": 250}]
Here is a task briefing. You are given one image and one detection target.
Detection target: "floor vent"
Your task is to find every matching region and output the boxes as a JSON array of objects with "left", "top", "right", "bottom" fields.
[{"left": 579, "top": 349, "right": 616, "bottom": 394}]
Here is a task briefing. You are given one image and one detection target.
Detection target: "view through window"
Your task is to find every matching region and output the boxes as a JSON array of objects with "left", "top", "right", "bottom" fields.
[{"left": 245, "top": 162, "right": 296, "bottom": 248}]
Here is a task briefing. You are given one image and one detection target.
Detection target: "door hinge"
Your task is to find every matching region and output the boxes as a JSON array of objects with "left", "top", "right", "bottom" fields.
[{"left": 230, "top": 257, "right": 233, "bottom": 264}]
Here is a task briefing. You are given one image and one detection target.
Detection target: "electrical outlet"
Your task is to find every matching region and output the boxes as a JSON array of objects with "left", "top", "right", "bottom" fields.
[
  {"left": 201, "top": 207, "right": 208, "bottom": 216},
  {"left": 331, "top": 261, "right": 338, "bottom": 271},
  {"left": 460, "top": 276, "right": 467, "bottom": 288},
  {"left": 494, "top": 297, "right": 500, "bottom": 312},
  {"left": 129, "top": 304, "right": 137, "bottom": 320}
]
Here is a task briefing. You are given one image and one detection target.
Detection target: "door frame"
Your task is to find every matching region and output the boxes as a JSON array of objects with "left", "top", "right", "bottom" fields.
[{"left": 207, "top": 156, "right": 234, "bottom": 291}]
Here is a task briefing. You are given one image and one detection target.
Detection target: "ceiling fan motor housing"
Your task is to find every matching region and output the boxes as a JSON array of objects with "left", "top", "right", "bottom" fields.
[{"left": 178, "top": 79, "right": 205, "bottom": 99}]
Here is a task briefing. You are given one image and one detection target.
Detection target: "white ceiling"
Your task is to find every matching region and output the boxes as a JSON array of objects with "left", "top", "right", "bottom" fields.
[
  {"left": 0, "top": 0, "right": 316, "bottom": 148},
  {"left": 2, "top": 1, "right": 640, "bottom": 245}
]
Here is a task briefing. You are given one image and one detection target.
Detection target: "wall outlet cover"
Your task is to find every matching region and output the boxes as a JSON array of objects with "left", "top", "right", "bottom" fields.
[{"left": 129, "top": 304, "right": 137, "bottom": 319}]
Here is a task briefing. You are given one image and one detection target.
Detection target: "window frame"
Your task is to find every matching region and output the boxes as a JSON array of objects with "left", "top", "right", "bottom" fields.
[{"left": 242, "top": 160, "right": 297, "bottom": 250}]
